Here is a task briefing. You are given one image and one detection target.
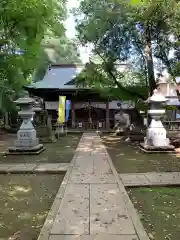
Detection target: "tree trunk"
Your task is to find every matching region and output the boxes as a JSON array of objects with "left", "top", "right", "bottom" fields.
[
  {"left": 145, "top": 26, "right": 156, "bottom": 126},
  {"left": 145, "top": 26, "right": 156, "bottom": 95}
]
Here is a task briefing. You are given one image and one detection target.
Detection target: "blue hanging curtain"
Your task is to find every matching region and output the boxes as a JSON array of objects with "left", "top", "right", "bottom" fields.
[{"left": 65, "top": 100, "right": 71, "bottom": 122}]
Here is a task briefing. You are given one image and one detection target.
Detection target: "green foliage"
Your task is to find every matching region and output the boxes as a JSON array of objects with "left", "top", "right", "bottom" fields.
[
  {"left": 43, "top": 37, "right": 81, "bottom": 64},
  {"left": 129, "top": 0, "right": 180, "bottom": 78},
  {"left": 34, "top": 36, "right": 82, "bottom": 82},
  {"left": 74, "top": 0, "right": 180, "bottom": 99},
  {"left": 166, "top": 105, "right": 177, "bottom": 111},
  {"left": 0, "top": 0, "right": 67, "bottom": 111},
  {"left": 76, "top": 61, "right": 148, "bottom": 100},
  {"left": 136, "top": 101, "right": 148, "bottom": 113}
]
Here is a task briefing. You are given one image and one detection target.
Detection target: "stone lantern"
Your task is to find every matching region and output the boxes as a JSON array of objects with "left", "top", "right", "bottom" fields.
[
  {"left": 8, "top": 93, "right": 44, "bottom": 154},
  {"left": 140, "top": 89, "right": 175, "bottom": 152}
]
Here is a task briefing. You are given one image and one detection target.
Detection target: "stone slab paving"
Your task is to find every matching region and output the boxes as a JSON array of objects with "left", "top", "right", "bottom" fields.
[
  {"left": 8, "top": 163, "right": 37, "bottom": 172},
  {"left": 51, "top": 184, "right": 89, "bottom": 235},
  {"left": 0, "top": 163, "right": 69, "bottom": 173},
  {"left": 49, "top": 235, "right": 139, "bottom": 240},
  {"left": 38, "top": 133, "right": 149, "bottom": 240},
  {"left": 35, "top": 163, "right": 69, "bottom": 172},
  {"left": 90, "top": 184, "right": 135, "bottom": 235},
  {"left": 120, "top": 172, "right": 180, "bottom": 186}
]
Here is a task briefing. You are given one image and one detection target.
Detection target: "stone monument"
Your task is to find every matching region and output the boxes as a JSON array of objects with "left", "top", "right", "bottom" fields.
[
  {"left": 8, "top": 94, "right": 45, "bottom": 154},
  {"left": 140, "top": 89, "right": 175, "bottom": 153}
]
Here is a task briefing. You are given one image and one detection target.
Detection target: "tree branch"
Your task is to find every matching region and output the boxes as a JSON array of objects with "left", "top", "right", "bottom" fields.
[
  {"left": 156, "top": 34, "right": 175, "bottom": 80},
  {"left": 94, "top": 48, "right": 147, "bottom": 100}
]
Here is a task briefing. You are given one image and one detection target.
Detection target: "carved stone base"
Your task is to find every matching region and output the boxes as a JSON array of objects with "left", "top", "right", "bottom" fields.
[
  {"left": 14, "top": 138, "right": 39, "bottom": 148},
  {"left": 139, "top": 143, "right": 175, "bottom": 153},
  {"left": 7, "top": 144, "right": 45, "bottom": 155}
]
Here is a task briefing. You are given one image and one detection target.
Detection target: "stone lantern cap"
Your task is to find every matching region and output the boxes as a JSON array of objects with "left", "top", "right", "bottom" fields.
[
  {"left": 147, "top": 89, "right": 168, "bottom": 103},
  {"left": 14, "top": 91, "right": 35, "bottom": 105},
  {"left": 14, "top": 97, "right": 35, "bottom": 105}
]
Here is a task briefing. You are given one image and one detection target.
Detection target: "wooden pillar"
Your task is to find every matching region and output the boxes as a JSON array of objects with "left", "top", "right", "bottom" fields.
[
  {"left": 88, "top": 101, "right": 92, "bottom": 129},
  {"left": 106, "top": 102, "right": 110, "bottom": 129},
  {"left": 71, "top": 101, "right": 76, "bottom": 128}
]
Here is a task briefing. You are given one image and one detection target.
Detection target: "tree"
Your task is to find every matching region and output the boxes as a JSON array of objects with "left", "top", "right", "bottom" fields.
[
  {"left": 76, "top": 60, "right": 148, "bottom": 100},
  {"left": 33, "top": 36, "right": 82, "bottom": 81},
  {"left": 0, "top": 0, "right": 67, "bottom": 111},
  {"left": 129, "top": 0, "right": 180, "bottom": 81},
  {"left": 74, "top": 0, "right": 180, "bottom": 99}
]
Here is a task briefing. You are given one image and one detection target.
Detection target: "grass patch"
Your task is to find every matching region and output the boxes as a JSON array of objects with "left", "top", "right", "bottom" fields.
[
  {"left": 102, "top": 134, "right": 179, "bottom": 173},
  {"left": 0, "top": 173, "right": 64, "bottom": 239},
  {"left": 0, "top": 133, "right": 81, "bottom": 163},
  {"left": 128, "top": 187, "right": 180, "bottom": 240}
]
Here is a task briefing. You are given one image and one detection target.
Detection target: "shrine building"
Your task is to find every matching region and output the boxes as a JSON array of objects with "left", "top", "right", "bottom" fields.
[{"left": 24, "top": 64, "right": 135, "bottom": 130}]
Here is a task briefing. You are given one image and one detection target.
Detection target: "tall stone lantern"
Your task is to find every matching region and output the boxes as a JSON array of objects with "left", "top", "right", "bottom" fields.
[
  {"left": 140, "top": 89, "right": 175, "bottom": 152},
  {"left": 8, "top": 94, "right": 44, "bottom": 154}
]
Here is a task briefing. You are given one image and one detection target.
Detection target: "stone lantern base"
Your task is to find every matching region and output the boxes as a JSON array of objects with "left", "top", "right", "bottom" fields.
[
  {"left": 8, "top": 144, "right": 45, "bottom": 155},
  {"left": 7, "top": 116, "right": 45, "bottom": 155},
  {"left": 139, "top": 143, "right": 175, "bottom": 153}
]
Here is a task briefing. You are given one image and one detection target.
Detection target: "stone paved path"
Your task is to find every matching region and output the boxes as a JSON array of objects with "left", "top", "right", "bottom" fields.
[
  {"left": 39, "top": 133, "right": 149, "bottom": 240},
  {"left": 0, "top": 163, "right": 69, "bottom": 173},
  {"left": 120, "top": 172, "right": 180, "bottom": 186}
]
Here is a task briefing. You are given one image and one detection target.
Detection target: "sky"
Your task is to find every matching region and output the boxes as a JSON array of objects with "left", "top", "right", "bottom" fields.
[{"left": 65, "top": 0, "right": 92, "bottom": 63}]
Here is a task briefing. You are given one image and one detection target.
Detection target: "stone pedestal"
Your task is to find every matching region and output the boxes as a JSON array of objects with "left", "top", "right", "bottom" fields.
[{"left": 8, "top": 95, "right": 45, "bottom": 155}]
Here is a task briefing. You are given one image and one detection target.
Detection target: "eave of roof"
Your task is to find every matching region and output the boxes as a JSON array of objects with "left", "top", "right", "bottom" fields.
[{"left": 25, "top": 64, "right": 84, "bottom": 90}]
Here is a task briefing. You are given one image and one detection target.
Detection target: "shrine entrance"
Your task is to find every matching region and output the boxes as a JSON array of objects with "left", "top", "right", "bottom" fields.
[{"left": 74, "top": 102, "right": 106, "bottom": 130}]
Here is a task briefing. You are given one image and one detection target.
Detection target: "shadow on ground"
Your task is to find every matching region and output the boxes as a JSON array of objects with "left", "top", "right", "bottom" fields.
[
  {"left": 128, "top": 187, "right": 180, "bottom": 240},
  {"left": 0, "top": 173, "right": 64, "bottom": 239},
  {"left": 101, "top": 134, "right": 180, "bottom": 173},
  {"left": 0, "top": 133, "right": 81, "bottom": 163}
]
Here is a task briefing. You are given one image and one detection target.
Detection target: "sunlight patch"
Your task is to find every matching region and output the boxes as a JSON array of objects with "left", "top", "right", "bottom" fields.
[{"left": 14, "top": 186, "right": 32, "bottom": 193}]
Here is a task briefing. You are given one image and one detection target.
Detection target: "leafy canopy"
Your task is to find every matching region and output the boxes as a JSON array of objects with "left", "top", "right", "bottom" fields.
[
  {"left": 0, "top": 0, "right": 67, "bottom": 111},
  {"left": 74, "top": 0, "right": 180, "bottom": 100}
]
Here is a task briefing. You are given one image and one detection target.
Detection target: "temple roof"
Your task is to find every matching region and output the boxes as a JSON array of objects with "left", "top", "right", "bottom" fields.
[{"left": 25, "top": 64, "right": 84, "bottom": 90}]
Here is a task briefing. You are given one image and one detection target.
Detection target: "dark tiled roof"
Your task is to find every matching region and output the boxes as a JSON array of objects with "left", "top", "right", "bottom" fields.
[{"left": 25, "top": 65, "right": 83, "bottom": 89}]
